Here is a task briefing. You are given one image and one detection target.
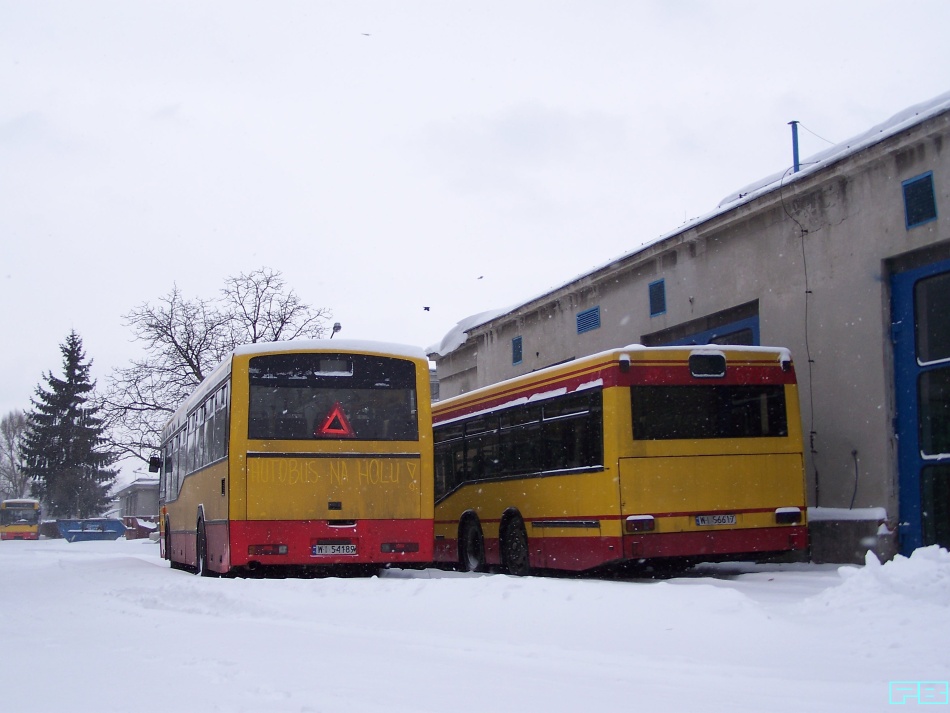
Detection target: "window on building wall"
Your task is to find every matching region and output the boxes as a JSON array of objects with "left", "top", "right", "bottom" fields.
[
  {"left": 903, "top": 172, "right": 937, "bottom": 229},
  {"left": 641, "top": 301, "right": 760, "bottom": 347},
  {"left": 512, "top": 336, "right": 523, "bottom": 365},
  {"left": 576, "top": 307, "right": 601, "bottom": 334},
  {"left": 649, "top": 279, "right": 666, "bottom": 317}
]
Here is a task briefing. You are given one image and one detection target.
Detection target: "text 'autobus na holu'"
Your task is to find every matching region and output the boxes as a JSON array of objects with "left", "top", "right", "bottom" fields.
[
  {"left": 432, "top": 345, "right": 808, "bottom": 575},
  {"left": 152, "top": 340, "right": 434, "bottom": 576},
  {"left": 0, "top": 499, "right": 41, "bottom": 541}
]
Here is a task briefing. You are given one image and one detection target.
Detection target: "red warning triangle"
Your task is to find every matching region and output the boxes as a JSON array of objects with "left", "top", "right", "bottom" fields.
[{"left": 316, "top": 402, "right": 355, "bottom": 438}]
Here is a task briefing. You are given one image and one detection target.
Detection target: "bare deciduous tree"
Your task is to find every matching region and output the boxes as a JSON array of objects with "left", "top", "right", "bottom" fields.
[
  {"left": 100, "top": 268, "right": 331, "bottom": 463},
  {"left": 223, "top": 269, "right": 330, "bottom": 345},
  {"left": 0, "top": 410, "right": 29, "bottom": 499}
]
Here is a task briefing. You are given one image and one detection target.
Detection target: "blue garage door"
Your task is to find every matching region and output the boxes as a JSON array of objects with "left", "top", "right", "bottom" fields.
[{"left": 891, "top": 258, "right": 950, "bottom": 555}]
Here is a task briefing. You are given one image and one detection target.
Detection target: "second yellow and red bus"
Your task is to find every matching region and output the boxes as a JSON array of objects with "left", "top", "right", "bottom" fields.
[{"left": 432, "top": 345, "right": 808, "bottom": 574}]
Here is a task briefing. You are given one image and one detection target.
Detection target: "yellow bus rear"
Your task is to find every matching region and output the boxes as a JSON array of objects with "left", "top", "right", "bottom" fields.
[
  {"left": 432, "top": 345, "right": 808, "bottom": 574},
  {"left": 0, "top": 499, "right": 41, "bottom": 541},
  {"left": 157, "top": 341, "right": 434, "bottom": 575}
]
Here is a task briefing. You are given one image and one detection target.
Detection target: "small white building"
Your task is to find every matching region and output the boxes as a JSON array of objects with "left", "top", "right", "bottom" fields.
[{"left": 112, "top": 477, "right": 160, "bottom": 519}]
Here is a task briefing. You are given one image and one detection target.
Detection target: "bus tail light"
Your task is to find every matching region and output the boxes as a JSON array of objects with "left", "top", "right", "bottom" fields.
[
  {"left": 775, "top": 507, "right": 803, "bottom": 525},
  {"left": 625, "top": 515, "right": 656, "bottom": 533},
  {"left": 381, "top": 542, "right": 420, "bottom": 553},
  {"left": 248, "top": 544, "right": 288, "bottom": 556}
]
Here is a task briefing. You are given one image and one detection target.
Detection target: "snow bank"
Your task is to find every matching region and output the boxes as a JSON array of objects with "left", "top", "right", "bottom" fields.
[{"left": 803, "top": 546, "right": 950, "bottom": 612}]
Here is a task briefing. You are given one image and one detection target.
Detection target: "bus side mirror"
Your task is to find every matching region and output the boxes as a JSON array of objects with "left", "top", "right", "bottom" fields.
[{"left": 148, "top": 456, "right": 162, "bottom": 473}]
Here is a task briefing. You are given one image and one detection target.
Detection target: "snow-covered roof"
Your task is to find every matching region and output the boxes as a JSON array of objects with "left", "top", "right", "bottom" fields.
[
  {"left": 718, "top": 90, "right": 950, "bottom": 207},
  {"left": 426, "top": 308, "right": 513, "bottom": 357},
  {"left": 431, "top": 91, "right": 950, "bottom": 359},
  {"left": 112, "top": 478, "right": 160, "bottom": 497}
]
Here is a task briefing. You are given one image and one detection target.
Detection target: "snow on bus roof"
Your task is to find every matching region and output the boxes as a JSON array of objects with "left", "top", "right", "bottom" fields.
[
  {"left": 434, "top": 344, "right": 792, "bottom": 418},
  {"left": 618, "top": 343, "right": 792, "bottom": 364},
  {"left": 232, "top": 339, "right": 426, "bottom": 361}
]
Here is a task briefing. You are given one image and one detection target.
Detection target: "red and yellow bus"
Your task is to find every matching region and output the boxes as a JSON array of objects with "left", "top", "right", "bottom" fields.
[
  {"left": 152, "top": 341, "right": 434, "bottom": 576},
  {"left": 0, "top": 499, "right": 41, "bottom": 541},
  {"left": 432, "top": 345, "right": 808, "bottom": 574}
]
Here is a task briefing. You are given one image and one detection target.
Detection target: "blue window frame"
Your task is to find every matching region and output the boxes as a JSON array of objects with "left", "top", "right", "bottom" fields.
[
  {"left": 903, "top": 172, "right": 937, "bottom": 229},
  {"left": 512, "top": 336, "right": 523, "bottom": 365},
  {"left": 663, "top": 316, "right": 760, "bottom": 346},
  {"left": 649, "top": 279, "right": 666, "bottom": 317},
  {"left": 576, "top": 307, "right": 601, "bottom": 334}
]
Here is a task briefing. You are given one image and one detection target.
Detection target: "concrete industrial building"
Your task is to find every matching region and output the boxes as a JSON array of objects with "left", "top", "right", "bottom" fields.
[{"left": 429, "top": 92, "right": 950, "bottom": 562}]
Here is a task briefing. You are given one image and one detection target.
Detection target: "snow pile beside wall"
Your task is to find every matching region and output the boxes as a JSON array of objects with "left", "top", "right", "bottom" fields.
[{"left": 803, "top": 545, "right": 950, "bottom": 612}]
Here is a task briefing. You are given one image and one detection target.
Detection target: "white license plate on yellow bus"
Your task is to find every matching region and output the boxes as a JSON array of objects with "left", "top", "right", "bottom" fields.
[
  {"left": 311, "top": 544, "right": 357, "bottom": 556},
  {"left": 695, "top": 514, "right": 737, "bottom": 526}
]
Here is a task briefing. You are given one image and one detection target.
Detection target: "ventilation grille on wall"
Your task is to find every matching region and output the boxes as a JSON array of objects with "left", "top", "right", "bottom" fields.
[
  {"left": 576, "top": 307, "right": 601, "bottom": 334},
  {"left": 903, "top": 172, "right": 937, "bottom": 228}
]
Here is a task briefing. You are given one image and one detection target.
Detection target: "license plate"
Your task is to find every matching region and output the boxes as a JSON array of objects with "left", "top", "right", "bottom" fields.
[
  {"left": 311, "top": 544, "right": 357, "bottom": 556},
  {"left": 695, "top": 514, "right": 737, "bottom": 526}
]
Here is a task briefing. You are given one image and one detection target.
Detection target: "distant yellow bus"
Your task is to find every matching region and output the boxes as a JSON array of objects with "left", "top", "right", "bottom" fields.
[
  {"left": 153, "top": 341, "right": 434, "bottom": 575},
  {"left": 432, "top": 345, "right": 808, "bottom": 574},
  {"left": 0, "top": 499, "right": 41, "bottom": 541}
]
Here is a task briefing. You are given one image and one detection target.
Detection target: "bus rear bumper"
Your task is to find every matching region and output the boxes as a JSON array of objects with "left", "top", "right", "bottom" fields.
[
  {"left": 624, "top": 525, "right": 809, "bottom": 560},
  {"left": 1, "top": 532, "right": 39, "bottom": 541},
  {"left": 230, "top": 519, "right": 434, "bottom": 568}
]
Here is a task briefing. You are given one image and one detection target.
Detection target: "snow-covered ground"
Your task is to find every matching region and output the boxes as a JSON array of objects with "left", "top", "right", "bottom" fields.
[{"left": 1, "top": 539, "right": 948, "bottom": 713}]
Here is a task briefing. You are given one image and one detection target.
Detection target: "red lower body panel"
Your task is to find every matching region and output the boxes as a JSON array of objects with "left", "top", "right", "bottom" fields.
[
  {"left": 436, "top": 525, "right": 807, "bottom": 573},
  {"left": 1, "top": 532, "right": 39, "bottom": 541},
  {"left": 624, "top": 525, "right": 809, "bottom": 560},
  {"left": 227, "top": 519, "right": 434, "bottom": 570}
]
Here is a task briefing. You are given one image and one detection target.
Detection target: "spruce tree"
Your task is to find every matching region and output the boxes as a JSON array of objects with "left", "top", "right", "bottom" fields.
[{"left": 22, "top": 331, "right": 118, "bottom": 517}]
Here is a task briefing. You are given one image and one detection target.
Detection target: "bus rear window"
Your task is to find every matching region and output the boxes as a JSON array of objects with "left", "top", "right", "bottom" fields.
[
  {"left": 248, "top": 353, "right": 418, "bottom": 441},
  {"left": 631, "top": 385, "right": 788, "bottom": 440}
]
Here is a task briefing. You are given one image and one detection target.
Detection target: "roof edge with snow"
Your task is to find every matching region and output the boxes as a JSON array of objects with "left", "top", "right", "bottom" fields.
[{"left": 430, "top": 91, "right": 950, "bottom": 359}]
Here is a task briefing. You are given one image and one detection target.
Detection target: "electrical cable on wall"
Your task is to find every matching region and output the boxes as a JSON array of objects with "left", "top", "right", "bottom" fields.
[{"left": 779, "top": 166, "right": 820, "bottom": 505}]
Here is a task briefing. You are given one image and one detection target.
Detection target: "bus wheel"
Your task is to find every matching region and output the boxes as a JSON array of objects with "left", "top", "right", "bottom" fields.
[
  {"left": 196, "top": 519, "right": 214, "bottom": 577},
  {"left": 458, "top": 519, "right": 486, "bottom": 572},
  {"left": 501, "top": 517, "right": 530, "bottom": 576}
]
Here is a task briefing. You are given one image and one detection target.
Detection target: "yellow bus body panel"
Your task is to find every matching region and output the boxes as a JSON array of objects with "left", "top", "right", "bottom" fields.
[
  {"left": 246, "top": 456, "right": 424, "bottom": 521},
  {"left": 436, "top": 468, "right": 622, "bottom": 540},
  {"left": 2, "top": 525, "right": 38, "bottom": 536},
  {"left": 169, "top": 460, "right": 229, "bottom": 529},
  {"left": 619, "top": 452, "right": 806, "bottom": 531}
]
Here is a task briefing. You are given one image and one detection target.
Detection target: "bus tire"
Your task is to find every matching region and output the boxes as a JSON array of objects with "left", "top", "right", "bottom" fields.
[
  {"left": 197, "top": 518, "right": 214, "bottom": 577},
  {"left": 501, "top": 516, "right": 530, "bottom": 576},
  {"left": 458, "top": 518, "right": 486, "bottom": 573}
]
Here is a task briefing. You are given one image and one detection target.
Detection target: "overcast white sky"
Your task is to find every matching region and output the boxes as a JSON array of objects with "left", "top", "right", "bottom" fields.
[{"left": 2, "top": 1, "right": 949, "bottom": 429}]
